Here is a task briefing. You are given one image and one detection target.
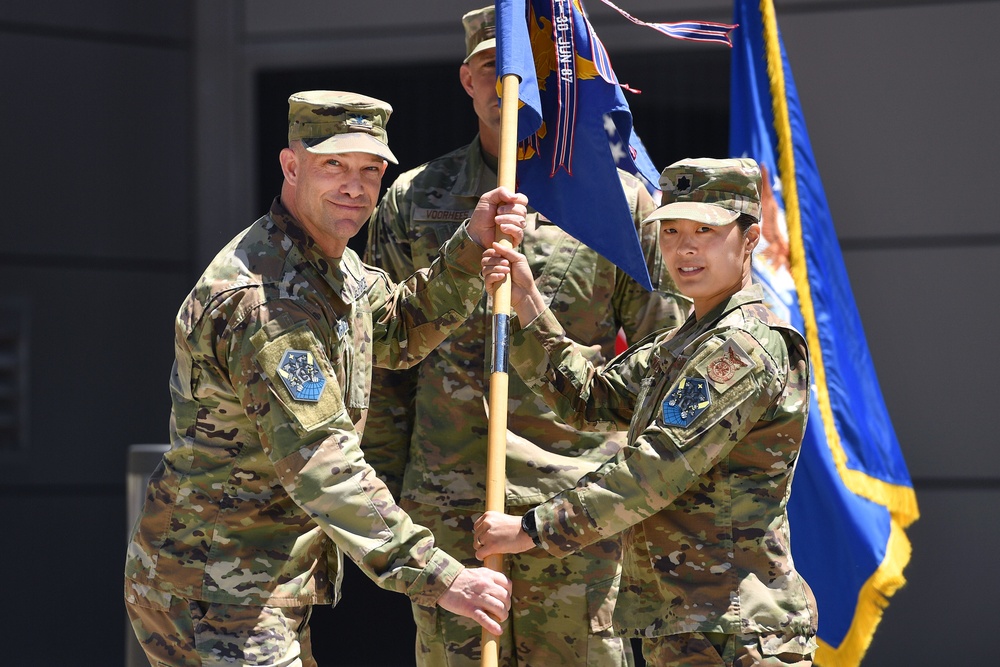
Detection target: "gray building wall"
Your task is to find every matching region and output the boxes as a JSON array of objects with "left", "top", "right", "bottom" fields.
[
  {"left": 1, "top": 0, "right": 996, "bottom": 664},
  {"left": 777, "top": 1, "right": 1000, "bottom": 660},
  {"left": 0, "top": 2, "right": 195, "bottom": 665}
]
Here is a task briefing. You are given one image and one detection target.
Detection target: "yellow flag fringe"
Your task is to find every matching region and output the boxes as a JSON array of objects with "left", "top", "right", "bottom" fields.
[{"left": 759, "top": 0, "right": 917, "bottom": 664}]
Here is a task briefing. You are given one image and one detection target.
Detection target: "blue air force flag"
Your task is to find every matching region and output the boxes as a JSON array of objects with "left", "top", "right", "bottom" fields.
[{"left": 729, "top": 2, "right": 919, "bottom": 665}]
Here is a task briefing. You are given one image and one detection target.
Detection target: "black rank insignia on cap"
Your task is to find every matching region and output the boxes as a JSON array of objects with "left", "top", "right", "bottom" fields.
[
  {"left": 661, "top": 376, "right": 711, "bottom": 427},
  {"left": 674, "top": 174, "right": 693, "bottom": 193},
  {"left": 277, "top": 349, "right": 326, "bottom": 402}
]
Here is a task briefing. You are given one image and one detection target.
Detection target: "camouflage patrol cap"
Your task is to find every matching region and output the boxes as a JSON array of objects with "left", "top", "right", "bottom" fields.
[
  {"left": 643, "top": 157, "right": 761, "bottom": 226},
  {"left": 287, "top": 90, "right": 398, "bottom": 164},
  {"left": 462, "top": 6, "right": 496, "bottom": 63}
]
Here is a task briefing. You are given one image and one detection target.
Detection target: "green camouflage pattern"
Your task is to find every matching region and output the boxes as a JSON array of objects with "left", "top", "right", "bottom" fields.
[
  {"left": 287, "top": 90, "right": 397, "bottom": 163},
  {"left": 645, "top": 157, "right": 762, "bottom": 226},
  {"left": 364, "top": 136, "right": 691, "bottom": 510},
  {"left": 509, "top": 284, "right": 818, "bottom": 641},
  {"left": 403, "top": 501, "right": 630, "bottom": 667},
  {"left": 125, "top": 581, "right": 316, "bottom": 666},
  {"left": 462, "top": 5, "right": 496, "bottom": 61},
  {"left": 288, "top": 90, "right": 390, "bottom": 146},
  {"left": 125, "top": 197, "right": 489, "bottom": 609},
  {"left": 642, "top": 631, "right": 814, "bottom": 666}
]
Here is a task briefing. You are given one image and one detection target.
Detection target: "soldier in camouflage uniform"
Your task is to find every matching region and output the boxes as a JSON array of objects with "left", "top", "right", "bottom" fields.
[
  {"left": 362, "top": 6, "right": 690, "bottom": 666},
  {"left": 124, "top": 91, "right": 526, "bottom": 667},
  {"left": 475, "top": 158, "right": 819, "bottom": 666}
]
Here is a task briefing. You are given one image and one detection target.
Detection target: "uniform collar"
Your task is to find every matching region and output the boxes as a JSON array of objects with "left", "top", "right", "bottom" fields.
[
  {"left": 266, "top": 197, "right": 367, "bottom": 304},
  {"left": 698, "top": 283, "right": 765, "bottom": 324},
  {"left": 654, "top": 283, "right": 765, "bottom": 365},
  {"left": 453, "top": 135, "right": 498, "bottom": 198}
]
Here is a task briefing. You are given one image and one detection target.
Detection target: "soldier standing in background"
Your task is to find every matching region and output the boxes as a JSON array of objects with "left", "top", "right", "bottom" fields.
[
  {"left": 124, "top": 90, "right": 525, "bottom": 666},
  {"left": 476, "top": 158, "right": 819, "bottom": 666},
  {"left": 362, "top": 7, "right": 691, "bottom": 665}
]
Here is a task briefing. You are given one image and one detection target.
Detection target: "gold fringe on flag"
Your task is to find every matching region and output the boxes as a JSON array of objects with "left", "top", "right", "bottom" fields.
[{"left": 758, "top": 0, "right": 918, "bottom": 663}]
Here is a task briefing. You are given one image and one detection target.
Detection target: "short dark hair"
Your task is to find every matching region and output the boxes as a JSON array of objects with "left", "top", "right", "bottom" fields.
[{"left": 736, "top": 213, "right": 758, "bottom": 233}]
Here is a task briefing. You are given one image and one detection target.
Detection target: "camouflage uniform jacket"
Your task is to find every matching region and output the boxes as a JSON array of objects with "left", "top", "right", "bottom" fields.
[
  {"left": 364, "top": 136, "right": 690, "bottom": 509},
  {"left": 510, "top": 284, "right": 819, "bottom": 641},
  {"left": 125, "top": 198, "right": 487, "bottom": 608}
]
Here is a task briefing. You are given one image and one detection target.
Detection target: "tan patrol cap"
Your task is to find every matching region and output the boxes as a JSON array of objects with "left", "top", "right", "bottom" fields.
[
  {"left": 462, "top": 6, "right": 496, "bottom": 63},
  {"left": 643, "top": 157, "right": 762, "bottom": 226},
  {"left": 287, "top": 90, "right": 398, "bottom": 164}
]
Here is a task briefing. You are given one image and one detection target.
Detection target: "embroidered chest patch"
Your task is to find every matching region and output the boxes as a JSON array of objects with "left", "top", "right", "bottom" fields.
[
  {"left": 661, "top": 377, "right": 711, "bottom": 428},
  {"left": 335, "top": 318, "right": 349, "bottom": 340},
  {"left": 277, "top": 349, "right": 326, "bottom": 402},
  {"left": 704, "top": 338, "right": 755, "bottom": 392}
]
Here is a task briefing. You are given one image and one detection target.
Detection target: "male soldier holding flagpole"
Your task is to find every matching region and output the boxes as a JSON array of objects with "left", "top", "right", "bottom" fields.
[{"left": 124, "top": 90, "right": 524, "bottom": 666}]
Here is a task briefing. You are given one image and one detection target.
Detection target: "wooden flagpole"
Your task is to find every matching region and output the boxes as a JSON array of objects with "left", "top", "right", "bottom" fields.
[{"left": 480, "top": 71, "right": 520, "bottom": 667}]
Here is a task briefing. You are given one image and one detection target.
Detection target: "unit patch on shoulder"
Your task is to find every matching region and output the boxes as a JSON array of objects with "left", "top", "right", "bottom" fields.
[
  {"left": 661, "top": 376, "right": 711, "bottom": 428},
  {"left": 704, "top": 338, "right": 755, "bottom": 393},
  {"left": 277, "top": 349, "right": 326, "bottom": 402}
]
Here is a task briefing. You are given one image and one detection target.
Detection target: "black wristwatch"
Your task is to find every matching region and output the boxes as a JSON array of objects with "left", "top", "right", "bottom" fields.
[{"left": 521, "top": 509, "right": 543, "bottom": 547}]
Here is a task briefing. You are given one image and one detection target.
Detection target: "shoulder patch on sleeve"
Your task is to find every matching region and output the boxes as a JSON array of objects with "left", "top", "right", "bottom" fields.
[
  {"left": 704, "top": 338, "right": 755, "bottom": 393},
  {"left": 661, "top": 376, "right": 711, "bottom": 427},
  {"left": 276, "top": 349, "right": 326, "bottom": 402},
  {"left": 256, "top": 325, "right": 344, "bottom": 432}
]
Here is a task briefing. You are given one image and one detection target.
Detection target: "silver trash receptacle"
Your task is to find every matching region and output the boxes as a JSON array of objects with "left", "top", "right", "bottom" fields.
[{"left": 126, "top": 444, "right": 170, "bottom": 667}]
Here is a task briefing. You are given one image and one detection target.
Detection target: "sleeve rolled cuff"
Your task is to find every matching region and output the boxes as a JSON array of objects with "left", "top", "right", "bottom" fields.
[
  {"left": 532, "top": 495, "right": 605, "bottom": 559},
  {"left": 404, "top": 547, "right": 465, "bottom": 608},
  {"left": 513, "top": 306, "right": 563, "bottom": 340},
  {"left": 444, "top": 220, "right": 489, "bottom": 280}
]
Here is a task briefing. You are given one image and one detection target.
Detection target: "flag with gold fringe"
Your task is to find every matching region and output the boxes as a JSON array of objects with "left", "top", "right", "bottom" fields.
[{"left": 728, "top": 2, "right": 919, "bottom": 665}]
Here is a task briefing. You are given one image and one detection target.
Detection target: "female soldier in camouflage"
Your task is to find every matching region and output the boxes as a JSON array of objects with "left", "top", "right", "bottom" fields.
[{"left": 474, "top": 158, "right": 818, "bottom": 666}]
